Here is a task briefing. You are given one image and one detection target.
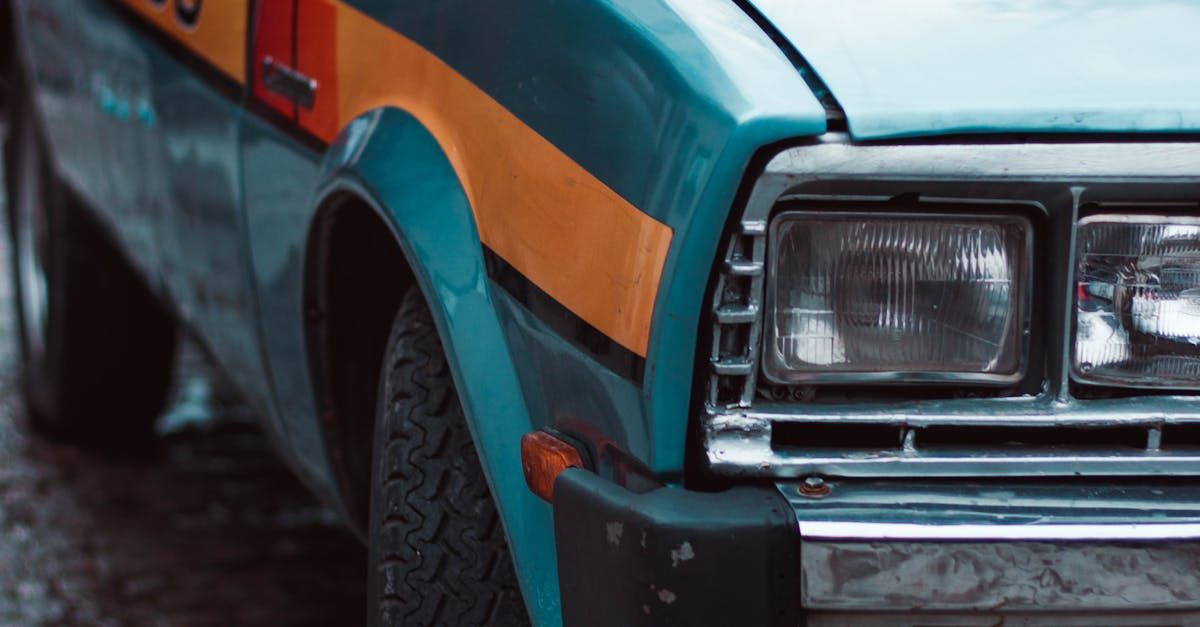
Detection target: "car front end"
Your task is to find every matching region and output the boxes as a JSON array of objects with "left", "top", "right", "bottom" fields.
[
  {"left": 548, "top": 134, "right": 1200, "bottom": 625},
  {"left": 490, "top": 1, "right": 1200, "bottom": 623}
]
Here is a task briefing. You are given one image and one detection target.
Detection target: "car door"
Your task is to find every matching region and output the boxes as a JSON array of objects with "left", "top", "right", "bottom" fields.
[
  {"left": 106, "top": 1, "right": 281, "bottom": 428},
  {"left": 14, "top": 3, "right": 109, "bottom": 233},
  {"left": 79, "top": 2, "right": 170, "bottom": 284},
  {"left": 16, "top": 0, "right": 182, "bottom": 299}
]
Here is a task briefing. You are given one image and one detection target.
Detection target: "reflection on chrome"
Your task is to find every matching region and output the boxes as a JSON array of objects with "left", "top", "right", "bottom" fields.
[{"left": 1075, "top": 215, "right": 1200, "bottom": 387}]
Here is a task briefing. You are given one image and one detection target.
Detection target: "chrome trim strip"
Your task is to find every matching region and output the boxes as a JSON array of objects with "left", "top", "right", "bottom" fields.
[
  {"left": 806, "top": 612, "right": 1200, "bottom": 626},
  {"left": 799, "top": 520, "right": 1200, "bottom": 541},
  {"left": 734, "top": 396, "right": 1200, "bottom": 424},
  {"left": 801, "top": 537, "right": 1200, "bottom": 611},
  {"left": 712, "top": 444, "right": 1200, "bottom": 479},
  {"left": 1079, "top": 213, "right": 1200, "bottom": 226},
  {"left": 758, "top": 134, "right": 1200, "bottom": 193}
]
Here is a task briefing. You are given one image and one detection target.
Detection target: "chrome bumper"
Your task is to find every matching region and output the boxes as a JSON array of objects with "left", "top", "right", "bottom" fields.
[
  {"left": 788, "top": 481, "right": 1200, "bottom": 613},
  {"left": 552, "top": 470, "right": 1200, "bottom": 622}
]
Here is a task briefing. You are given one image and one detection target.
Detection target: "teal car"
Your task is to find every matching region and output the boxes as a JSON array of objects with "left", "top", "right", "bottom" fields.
[{"left": 5, "top": 0, "right": 1200, "bottom": 624}]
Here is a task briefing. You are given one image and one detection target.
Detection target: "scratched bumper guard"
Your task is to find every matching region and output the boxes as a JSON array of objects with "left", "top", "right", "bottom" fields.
[{"left": 553, "top": 470, "right": 1200, "bottom": 624}]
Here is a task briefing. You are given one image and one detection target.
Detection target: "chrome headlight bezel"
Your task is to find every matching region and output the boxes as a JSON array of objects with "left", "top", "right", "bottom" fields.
[{"left": 762, "top": 209, "right": 1034, "bottom": 386}]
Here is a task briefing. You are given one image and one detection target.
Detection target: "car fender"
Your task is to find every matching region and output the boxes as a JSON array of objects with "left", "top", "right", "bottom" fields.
[{"left": 310, "top": 106, "right": 561, "bottom": 625}]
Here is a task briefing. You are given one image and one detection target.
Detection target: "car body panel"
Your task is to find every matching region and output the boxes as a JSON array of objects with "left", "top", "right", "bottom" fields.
[
  {"left": 13, "top": 0, "right": 280, "bottom": 424},
  {"left": 307, "top": 109, "right": 561, "bottom": 619},
  {"left": 293, "top": 0, "right": 675, "bottom": 359},
  {"left": 33, "top": 0, "right": 1200, "bottom": 625},
  {"left": 258, "top": 0, "right": 830, "bottom": 483},
  {"left": 239, "top": 116, "right": 331, "bottom": 486},
  {"left": 749, "top": 0, "right": 1200, "bottom": 140},
  {"left": 13, "top": 1, "right": 108, "bottom": 214},
  {"left": 8, "top": 1, "right": 827, "bottom": 623}
]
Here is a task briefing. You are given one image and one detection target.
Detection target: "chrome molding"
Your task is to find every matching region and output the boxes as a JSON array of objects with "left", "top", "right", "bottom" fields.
[
  {"left": 704, "top": 135, "right": 1200, "bottom": 478},
  {"left": 800, "top": 520, "right": 1200, "bottom": 541},
  {"left": 756, "top": 134, "right": 1200, "bottom": 188},
  {"left": 806, "top": 612, "right": 1200, "bottom": 626},
  {"left": 801, "top": 537, "right": 1200, "bottom": 611},
  {"left": 785, "top": 480, "right": 1200, "bottom": 612}
]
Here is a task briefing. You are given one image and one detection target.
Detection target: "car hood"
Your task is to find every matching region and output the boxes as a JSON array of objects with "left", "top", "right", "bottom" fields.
[{"left": 747, "top": 0, "right": 1200, "bottom": 140}]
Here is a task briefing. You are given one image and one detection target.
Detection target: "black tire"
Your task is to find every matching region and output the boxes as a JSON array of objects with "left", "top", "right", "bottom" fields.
[
  {"left": 3, "top": 79, "right": 177, "bottom": 445},
  {"left": 368, "top": 286, "right": 528, "bottom": 626}
]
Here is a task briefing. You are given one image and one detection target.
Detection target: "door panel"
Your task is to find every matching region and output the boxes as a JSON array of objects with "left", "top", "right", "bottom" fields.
[
  {"left": 98, "top": 1, "right": 280, "bottom": 428},
  {"left": 17, "top": 1, "right": 170, "bottom": 287},
  {"left": 19, "top": 0, "right": 296, "bottom": 455},
  {"left": 137, "top": 2, "right": 281, "bottom": 423},
  {"left": 15, "top": 1, "right": 108, "bottom": 221},
  {"left": 86, "top": 2, "right": 169, "bottom": 283},
  {"left": 243, "top": 0, "right": 336, "bottom": 486},
  {"left": 240, "top": 118, "right": 329, "bottom": 484}
]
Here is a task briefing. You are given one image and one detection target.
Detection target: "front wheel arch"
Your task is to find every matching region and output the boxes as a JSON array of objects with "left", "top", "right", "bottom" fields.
[
  {"left": 303, "top": 190, "right": 414, "bottom": 530},
  {"left": 301, "top": 108, "right": 561, "bottom": 623}
]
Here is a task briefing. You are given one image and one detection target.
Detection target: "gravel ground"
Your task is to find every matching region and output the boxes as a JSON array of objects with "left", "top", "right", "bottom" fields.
[{"left": 0, "top": 122, "right": 365, "bottom": 625}]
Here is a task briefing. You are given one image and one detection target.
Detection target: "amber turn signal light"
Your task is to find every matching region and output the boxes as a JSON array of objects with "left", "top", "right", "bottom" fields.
[{"left": 521, "top": 430, "right": 584, "bottom": 502}]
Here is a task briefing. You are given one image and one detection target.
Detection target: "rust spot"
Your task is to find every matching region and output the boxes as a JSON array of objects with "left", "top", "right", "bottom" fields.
[{"left": 799, "top": 476, "right": 831, "bottom": 498}]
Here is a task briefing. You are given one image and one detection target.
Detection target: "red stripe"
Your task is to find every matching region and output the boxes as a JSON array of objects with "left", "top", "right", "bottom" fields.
[
  {"left": 252, "top": 0, "right": 296, "bottom": 118},
  {"left": 296, "top": 0, "right": 339, "bottom": 140}
]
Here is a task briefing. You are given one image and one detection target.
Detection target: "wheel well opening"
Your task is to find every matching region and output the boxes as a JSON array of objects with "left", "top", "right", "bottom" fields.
[{"left": 306, "top": 193, "right": 414, "bottom": 531}]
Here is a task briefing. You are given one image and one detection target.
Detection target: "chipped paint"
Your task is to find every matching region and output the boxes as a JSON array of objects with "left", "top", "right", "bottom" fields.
[
  {"left": 657, "top": 588, "right": 677, "bottom": 604},
  {"left": 670, "top": 541, "right": 694, "bottom": 567},
  {"left": 605, "top": 521, "right": 623, "bottom": 546}
]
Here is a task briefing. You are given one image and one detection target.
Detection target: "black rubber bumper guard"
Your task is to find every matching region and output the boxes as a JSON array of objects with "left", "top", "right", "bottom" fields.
[{"left": 553, "top": 468, "right": 801, "bottom": 626}]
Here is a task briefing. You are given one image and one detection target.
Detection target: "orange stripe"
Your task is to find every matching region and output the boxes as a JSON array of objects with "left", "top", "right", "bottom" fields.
[
  {"left": 119, "top": 0, "right": 248, "bottom": 84},
  {"left": 303, "top": 1, "right": 672, "bottom": 357}
]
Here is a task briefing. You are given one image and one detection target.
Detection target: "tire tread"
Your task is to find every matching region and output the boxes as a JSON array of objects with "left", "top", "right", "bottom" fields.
[{"left": 369, "top": 287, "right": 526, "bottom": 626}]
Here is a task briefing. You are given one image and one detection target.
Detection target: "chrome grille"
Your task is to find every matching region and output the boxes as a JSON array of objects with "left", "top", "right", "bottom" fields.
[
  {"left": 703, "top": 134, "right": 1200, "bottom": 478},
  {"left": 706, "top": 197, "right": 768, "bottom": 408}
]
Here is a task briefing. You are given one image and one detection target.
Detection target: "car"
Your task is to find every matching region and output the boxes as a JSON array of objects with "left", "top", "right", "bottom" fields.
[{"left": 5, "top": 0, "right": 1200, "bottom": 625}]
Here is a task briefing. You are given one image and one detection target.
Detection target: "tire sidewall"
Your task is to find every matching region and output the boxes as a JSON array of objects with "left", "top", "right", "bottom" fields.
[{"left": 5, "top": 85, "right": 63, "bottom": 424}]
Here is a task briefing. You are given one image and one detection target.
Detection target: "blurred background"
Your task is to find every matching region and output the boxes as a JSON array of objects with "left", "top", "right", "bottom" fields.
[{"left": 0, "top": 114, "right": 364, "bottom": 626}]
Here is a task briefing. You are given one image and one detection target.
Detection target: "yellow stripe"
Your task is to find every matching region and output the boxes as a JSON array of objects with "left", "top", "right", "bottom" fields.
[
  {"left": 323, "top": 2, "right": 672, "bottom": 357},
  {"left": 119, "top": 0, "right": 248, "bottom": 84}
]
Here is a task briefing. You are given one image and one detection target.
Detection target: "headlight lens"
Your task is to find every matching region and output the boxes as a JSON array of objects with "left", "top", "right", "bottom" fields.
[
  {"left": 1074, "top": 215, "right": 1200, "bottom": 388},
  {"left": 764, "top": 211, "right": 1031, "bottom": 384}
]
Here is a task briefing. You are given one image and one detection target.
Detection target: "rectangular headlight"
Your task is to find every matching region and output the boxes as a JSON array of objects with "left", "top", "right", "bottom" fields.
[
  {"left": 1074, "top": 215, "right": 1200, "bottom": 389},
  {"left": 764, "top": 211, "right": 1031, "bottom": 385}
]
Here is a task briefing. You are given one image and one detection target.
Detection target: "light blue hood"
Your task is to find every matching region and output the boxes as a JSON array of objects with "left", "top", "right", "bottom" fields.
[{"left": 748, "top": 0, "right": 1200, "bottom": 140}]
